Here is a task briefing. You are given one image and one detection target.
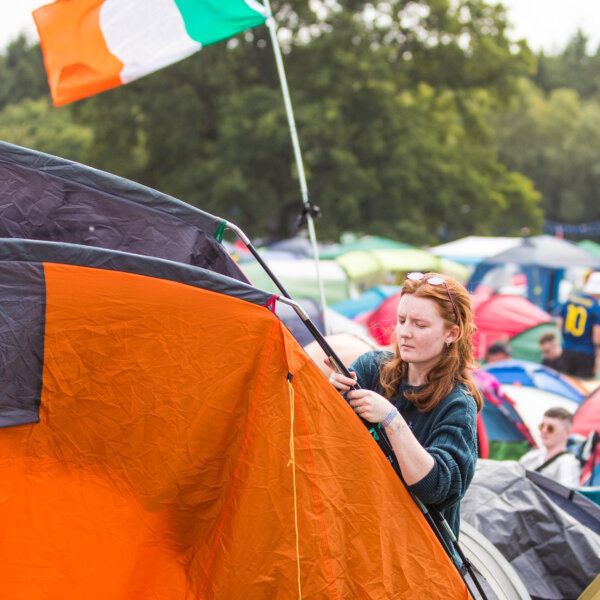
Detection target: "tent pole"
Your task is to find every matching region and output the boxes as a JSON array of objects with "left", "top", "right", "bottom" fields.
[{"left": 261, "top": 0, "right": 330, "bottom": 334}]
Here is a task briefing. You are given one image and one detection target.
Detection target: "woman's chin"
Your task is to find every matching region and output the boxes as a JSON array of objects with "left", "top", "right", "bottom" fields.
[{"left": 399, "top": 350, "right": 412, "bottom": 362}]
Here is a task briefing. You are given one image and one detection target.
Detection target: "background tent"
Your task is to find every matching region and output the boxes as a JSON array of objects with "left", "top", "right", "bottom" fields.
[
  {"left": 467, "top": 235, "right": 600, "bottom": 312},
  {"left": 319, "top": 234, "right": 413, "bottom": 258},
  {"left": 304, "top": 333, "right": 380, "bottom": 378},
  {"left": 578, "top": 240, "right": 600, "bottom": 258},
  {"left": 462, "top": 460, "right": 600, "bottom": 600},
  {"left": 471, "top": 294, "right": 554, "bottom": 361},
  {"left": 574, "top": 389, "right": 600, "bottom": 437},
  {"left": 362, "top": 291, "right": 402, "bottom": 346},
  {"left": 573, "top": 391, "right": 600, "bottom": 489},
  {"left": 334, "top": 248, "right": 469, "bottom": 292},
  {"left": 329, "top": 285, "right": 401, "bottom": 319},
  {"left": 239, "top": 257, "right": 352, "bottom": 304},
  {"left": 0, "top": 238, "right": 468, "bottom": 599},
  {"left": 482, "top": 359, "right": 586, "bottom": 404},
  {"left": 275, "top": 301, "right": 371, "bottom": 347},
  {"left": 500, "top": 384, "right": 579, "bottom": 446},
  {"left": 473, "top": 370, "right": 535, "bottom": 460},
  {"left": 459, "top": 521, "right": 531, "bottom": 600},
  {"left": 0, "top": 140, "right": 246, "bottom": 282},
  {"left": 430, "top": 236, "right": 521, "bottom": 266}
]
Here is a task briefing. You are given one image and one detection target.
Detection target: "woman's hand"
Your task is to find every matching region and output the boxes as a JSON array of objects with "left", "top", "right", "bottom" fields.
[
  {"left": 325, "top": 357, "right": 357, "bottom": 392},
  {"left": 346, "top": 388, "right": 393, "bottom": 424}
]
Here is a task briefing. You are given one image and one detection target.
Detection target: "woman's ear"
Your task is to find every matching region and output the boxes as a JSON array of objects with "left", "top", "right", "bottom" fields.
[{"left": 445, "top": 324, "right": 460, "bottom": 345}]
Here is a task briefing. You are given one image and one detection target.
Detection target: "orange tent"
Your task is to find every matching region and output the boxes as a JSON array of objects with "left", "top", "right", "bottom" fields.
[{"left": 0, "top": 239, "right": 469, "bottom": 598}]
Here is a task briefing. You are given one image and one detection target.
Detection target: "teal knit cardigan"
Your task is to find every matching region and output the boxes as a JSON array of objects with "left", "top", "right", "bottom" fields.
[{"left": 349, "top": 350, "right": 478, "bottom": 543}]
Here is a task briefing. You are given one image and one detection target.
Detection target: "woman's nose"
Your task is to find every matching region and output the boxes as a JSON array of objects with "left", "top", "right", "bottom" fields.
[{"left": 397, "top": 323, "right": 411, "bottom": 337}]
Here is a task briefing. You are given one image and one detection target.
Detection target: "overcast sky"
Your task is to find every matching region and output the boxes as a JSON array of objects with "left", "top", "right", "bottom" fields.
[{"left": 2, "top": 1, "right": 600, "bottom": 54}]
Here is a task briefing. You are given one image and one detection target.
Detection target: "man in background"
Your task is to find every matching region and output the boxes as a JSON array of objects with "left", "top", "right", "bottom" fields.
[
  {"left": 557, "top": 271, "right": 600, "bottom": 379},
  {"left": 539, "top": 331, "right": 565, "bottom": 372},
  {"left": 519, "top": 407, "right": 580, "bottom": 488},
  {"left": 485, "top": 340, "right": 512, "bottom": 363}
]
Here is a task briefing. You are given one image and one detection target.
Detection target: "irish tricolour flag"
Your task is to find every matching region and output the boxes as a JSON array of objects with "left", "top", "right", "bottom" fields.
[{"left": 33, "top": 0, "right": 268, "bottom": 106}]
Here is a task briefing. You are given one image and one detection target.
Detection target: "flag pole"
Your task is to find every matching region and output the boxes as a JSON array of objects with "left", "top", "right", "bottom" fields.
[{"left": 261, "top": 0, "right": 330, "bottom": 334}]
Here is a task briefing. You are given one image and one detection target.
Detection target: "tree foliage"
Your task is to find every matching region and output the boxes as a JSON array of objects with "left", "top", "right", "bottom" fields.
[
  {"left": 0, "top": 1, "right": 543, "bottom": 244},
  {"left": 490, "top": 78, "right": 600, "bottom": 224}
]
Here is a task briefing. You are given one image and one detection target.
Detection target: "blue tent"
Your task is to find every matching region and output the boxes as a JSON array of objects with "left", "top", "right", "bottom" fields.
[
  {"left": 482, "top": 359, "right": 585, "bottom": 404},
  {"left": 329, "top": 285, "right": 401, "bottom": 319},
  {"left": 473, "top": 370, "right": 535, "bottom": 459}
]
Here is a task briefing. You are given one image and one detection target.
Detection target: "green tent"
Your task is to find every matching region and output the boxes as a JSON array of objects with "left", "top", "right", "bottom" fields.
[
  {"left": 239, "top": 258, "right": 352, "bottom": 304},
  {"left": 509, "top": 322, "right": 560, "bottom": 363},
  {"left": 319, "top": 235, "right": 412, "bottom": 259},
  {"left": 578, "top": 240, "right": 600, "bottom": 257}
]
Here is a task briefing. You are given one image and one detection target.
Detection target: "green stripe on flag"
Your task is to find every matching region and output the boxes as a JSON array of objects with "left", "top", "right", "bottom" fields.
[{"left": 175, "top": 0, "right": 267, "bottom": 46}]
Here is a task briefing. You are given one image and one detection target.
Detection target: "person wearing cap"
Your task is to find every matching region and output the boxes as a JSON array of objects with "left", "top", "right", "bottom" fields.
[
  {"left": 556, "top": 271, "right": 600, "bottom": 379},
  {"left": 519, "top": 407, "right": 580, "bottom": 488}
]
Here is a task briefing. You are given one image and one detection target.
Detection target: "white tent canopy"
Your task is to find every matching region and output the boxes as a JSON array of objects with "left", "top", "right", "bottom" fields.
[{"left": 429, "top": 236, "right": 522, "bottom": 266}]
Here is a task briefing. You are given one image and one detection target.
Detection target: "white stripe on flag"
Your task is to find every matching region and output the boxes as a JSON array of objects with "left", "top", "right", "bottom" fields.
[{"left": 100, "top": 0, "right": 201, "bottom": 84}]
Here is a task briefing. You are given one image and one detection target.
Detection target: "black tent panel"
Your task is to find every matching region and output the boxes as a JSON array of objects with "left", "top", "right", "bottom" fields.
[
  {"left": 0, "top": 261, "right": 45, "bottom": 428},
  {"left": 0, "top": 141, "right": 247, "bottom": 282}
]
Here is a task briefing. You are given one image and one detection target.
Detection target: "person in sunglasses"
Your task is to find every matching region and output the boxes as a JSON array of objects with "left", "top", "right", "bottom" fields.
[
  {"left": 327, "top": 271, "right": 482, "bottom": 549},
  {"left": 518, "top": 407, "right": 580, "bottom": 488}
]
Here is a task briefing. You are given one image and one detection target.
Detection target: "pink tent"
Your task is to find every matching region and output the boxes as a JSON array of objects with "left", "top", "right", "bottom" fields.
[{"left": 574, "top": 389, "right": 600, "bottom": 437}]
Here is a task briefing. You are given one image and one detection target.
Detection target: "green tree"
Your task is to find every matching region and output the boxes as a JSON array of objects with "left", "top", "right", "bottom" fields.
[
  {"left": 0, "top": 97, "right": 92, "bottom": 160},
  {"left": 535, "top": 31, "right": 600, "bottom": 99},
  {"left": 0, "top": 36, "right": 48, "bottom": 110},
  {"left": 490, "top": 78, "right": 600, "bottom": 224}
]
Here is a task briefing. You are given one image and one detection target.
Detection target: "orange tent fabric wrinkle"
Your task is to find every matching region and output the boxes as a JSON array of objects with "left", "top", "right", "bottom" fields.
[{"left": 0, "top": 262, "right": 468, "bottom": 598}]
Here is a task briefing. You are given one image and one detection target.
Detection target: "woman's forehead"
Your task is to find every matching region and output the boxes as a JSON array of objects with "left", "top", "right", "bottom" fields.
[{"left": 397, "top": 294, "right": 440, "bottom": 317}]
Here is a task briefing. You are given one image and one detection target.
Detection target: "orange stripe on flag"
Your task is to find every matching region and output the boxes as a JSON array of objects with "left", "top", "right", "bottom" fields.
[{"left": 33, "top": 0, "right": 124, "bottom": 106}]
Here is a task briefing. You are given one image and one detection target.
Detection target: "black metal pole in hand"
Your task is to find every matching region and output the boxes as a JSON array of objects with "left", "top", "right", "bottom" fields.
[{"left": 226, "top": 221, "right": 353, "bottom": 377}]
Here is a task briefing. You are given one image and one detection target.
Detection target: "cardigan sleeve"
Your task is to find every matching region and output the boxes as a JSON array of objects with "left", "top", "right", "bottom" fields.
[
  {"left": 349, "top": 350, "right": 392, "bottom": 391},
  {"left": 407, "top": 387, "right": 478, "bottom": 510}
]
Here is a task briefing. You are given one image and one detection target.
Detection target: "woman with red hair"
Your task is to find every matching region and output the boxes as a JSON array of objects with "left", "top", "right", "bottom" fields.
[{"left": 328, "top": 272, "right": 482, "bottom": 549}]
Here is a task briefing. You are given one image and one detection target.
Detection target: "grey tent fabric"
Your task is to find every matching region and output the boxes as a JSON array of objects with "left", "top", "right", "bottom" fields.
[
  {"left": 0, "top": 261, "right": 45, "bottom": 428},
  {"left": 461, "top": 459, "right": 600, "bottom": 600},
  {"left": 0, "top": 141, "right": 247, "bottom": 282},
  {"left": 0, "top": 239, "right": 273, "bottom": 307},
  {"left": 525, "top": 470, "right": 600, "bottom": 536}
]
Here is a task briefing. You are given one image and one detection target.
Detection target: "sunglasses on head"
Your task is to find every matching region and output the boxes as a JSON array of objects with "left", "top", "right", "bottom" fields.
[
  {"left": 406, "top": 272, "right": 459, "bottom": 324},
  {"left": 538, "top": 423, "right": 555, "bottom": 433}
]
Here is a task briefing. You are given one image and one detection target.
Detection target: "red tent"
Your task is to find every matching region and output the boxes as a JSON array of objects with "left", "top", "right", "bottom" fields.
[
  {"left": 574, "top": 388, "right": 600, "bottom": 437},
  {"left": 472, "top": 295, "right": 551, "bottom": 360},
  {"left": 365, "top": 292, "right": 402, "bottom": 346}
]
